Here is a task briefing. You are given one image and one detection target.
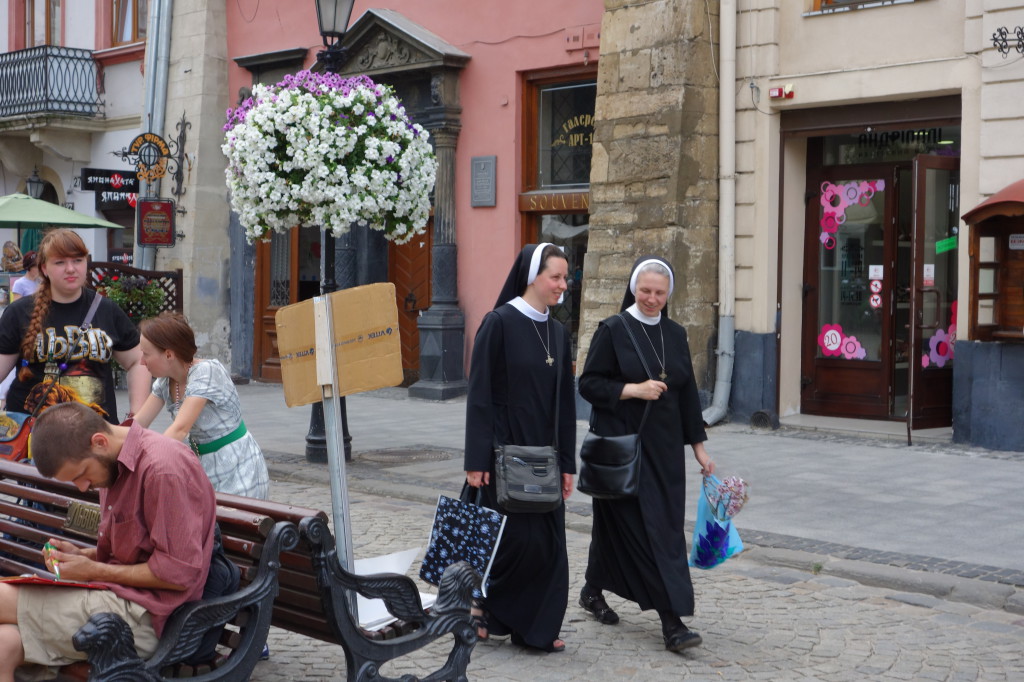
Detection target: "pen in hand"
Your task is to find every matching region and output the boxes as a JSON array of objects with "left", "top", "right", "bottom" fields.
[{"left": 43, "top": 542, "right": 61, "bottom": 580}]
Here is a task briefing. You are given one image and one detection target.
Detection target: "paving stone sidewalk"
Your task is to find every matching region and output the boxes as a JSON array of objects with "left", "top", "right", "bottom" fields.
[
  {"left": 251, "top": 479, "right": 1024, "bottom": 681},
  {"left": 133, "top": 384, "right": 1024, "bottom": 679}
]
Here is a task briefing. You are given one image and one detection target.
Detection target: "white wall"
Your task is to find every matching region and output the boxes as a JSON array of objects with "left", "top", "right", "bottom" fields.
[
  {"left": 0, "top": 1, "right": 10, "bottom": 53},
  {"left": 64, "top": 0, "right": 97, "bottom": 50}
]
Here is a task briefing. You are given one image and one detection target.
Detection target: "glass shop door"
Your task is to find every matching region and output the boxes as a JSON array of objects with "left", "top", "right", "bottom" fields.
[
  {"left": 801, "top": 164, "right": 895, "bottom": 419},
  {"left": 906, "top": 154, "right": 959, "bottom": 429}
]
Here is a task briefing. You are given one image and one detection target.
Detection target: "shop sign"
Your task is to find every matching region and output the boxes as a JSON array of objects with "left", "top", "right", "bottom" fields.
[
  {"left": 80, "top": 168, "right": 139, "bottom": 192},
  {"left": 137, "top": 199, "right": 176, "bottom": 247},
  {"left": 518, "top": 191, "right": 590, "bottom": 212},
  {"left": 80, "top": 168, "right": 140, "bottom": 211},
  {"left": 1009, "top": 234, "right": 1024, "bottom": 250}
]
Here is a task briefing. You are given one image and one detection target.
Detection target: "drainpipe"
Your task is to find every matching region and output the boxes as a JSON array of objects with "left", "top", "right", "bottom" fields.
[
  {"left": 136, "top": 0, "right": 172, "bottom": 270},
  {"left": 702, "top": 0, "right": 736, "bottom": 426}
]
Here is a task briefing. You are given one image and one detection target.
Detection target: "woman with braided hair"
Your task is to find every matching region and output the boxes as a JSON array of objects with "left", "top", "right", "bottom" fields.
[{"left": 0, "top": 229, "right": 150, "bottom": 423}]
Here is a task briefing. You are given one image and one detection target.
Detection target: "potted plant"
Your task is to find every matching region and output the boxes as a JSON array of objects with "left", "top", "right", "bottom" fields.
[{"left": 222, "top": 70, "right": 437, "bottom": 244}]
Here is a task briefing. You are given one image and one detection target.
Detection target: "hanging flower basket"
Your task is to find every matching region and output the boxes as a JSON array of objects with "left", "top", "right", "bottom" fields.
[{"left": 222, "top": 71, "right": 437, "bottom": 244}]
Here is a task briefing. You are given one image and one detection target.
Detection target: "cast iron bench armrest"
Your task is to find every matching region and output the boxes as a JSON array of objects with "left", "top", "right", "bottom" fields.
[{"left": 299, "top": 516, "right": 480, "bottom": 682}]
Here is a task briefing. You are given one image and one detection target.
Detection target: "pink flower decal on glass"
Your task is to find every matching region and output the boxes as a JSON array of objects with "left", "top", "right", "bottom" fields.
[
  {"left": 841, "top": 336, "right": 867, "bottom": 360},
  {"left": 818, "top": 324, "right": 844, "bottom": 357},
  {"left": 818, "top": 179, "right": 885, "bottom": 249},
  {"left": 928, "top": 329, "right": 954, "bottom": 368}
]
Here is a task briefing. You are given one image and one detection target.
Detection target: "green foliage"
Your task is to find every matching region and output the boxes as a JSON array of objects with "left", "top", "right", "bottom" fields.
[{"left": 96, "top": 274, "right": 166, "bottom": 324}]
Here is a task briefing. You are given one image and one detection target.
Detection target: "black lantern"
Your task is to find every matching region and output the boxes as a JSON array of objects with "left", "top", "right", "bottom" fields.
[
  {"left": 315, "top": 0, "right": 356, "bottom": 46},
  {"left": 25, "top": 168, "right": 45, "bottom": 199},
  {"left": 306, "top": 0, "right": 356, "bottom": 463}
]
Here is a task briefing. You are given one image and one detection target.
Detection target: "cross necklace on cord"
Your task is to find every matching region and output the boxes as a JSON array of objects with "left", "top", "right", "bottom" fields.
[
  {"left": 640, "top": 321, "right": 668, "bottom": 380},
  {"left": 531, "top": 319, "right": 555, "bottom": 366}
]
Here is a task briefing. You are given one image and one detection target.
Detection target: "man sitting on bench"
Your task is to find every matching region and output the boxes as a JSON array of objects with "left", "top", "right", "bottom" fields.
[{"left": 0, "top": 401, "right": 217, "bottom": 682}]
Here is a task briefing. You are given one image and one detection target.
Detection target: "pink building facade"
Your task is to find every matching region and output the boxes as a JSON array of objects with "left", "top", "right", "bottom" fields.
[{"left": 226, "top": 1, "right": 603, "bottom": 393}]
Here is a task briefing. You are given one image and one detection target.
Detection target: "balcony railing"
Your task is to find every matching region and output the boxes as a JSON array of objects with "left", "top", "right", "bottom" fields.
[{"left": 0, "top": 46, "right": 100, "bottom": 118}]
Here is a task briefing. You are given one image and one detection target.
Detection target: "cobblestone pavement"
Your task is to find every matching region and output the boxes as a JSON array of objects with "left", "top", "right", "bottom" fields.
[
  {"left": 132, "top": 385, "right": 1024, "bottom": 679},
  {"left": 250, "top": 479, "right": 1024, "bottom": 682}
]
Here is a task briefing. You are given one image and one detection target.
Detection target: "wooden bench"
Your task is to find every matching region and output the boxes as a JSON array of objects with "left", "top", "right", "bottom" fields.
[
  {"left": 0, "top": 458, "right": 301, "bottom": 680},
  {"left": 0, "top": 459, "right": 480, "bottom": 681}
]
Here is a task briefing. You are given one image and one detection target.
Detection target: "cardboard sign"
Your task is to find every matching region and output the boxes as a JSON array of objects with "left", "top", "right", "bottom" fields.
[{"left": 275, "top": 283, "right": 403, "bottom": 407}]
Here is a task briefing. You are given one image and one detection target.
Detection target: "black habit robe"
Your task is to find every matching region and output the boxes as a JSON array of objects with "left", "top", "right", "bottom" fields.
[
  {"left": 464, "top": 303, "right": 576, "bottom": 648},
  {"left": 579, "top": 312, "right": 708, "bottom": 617}
]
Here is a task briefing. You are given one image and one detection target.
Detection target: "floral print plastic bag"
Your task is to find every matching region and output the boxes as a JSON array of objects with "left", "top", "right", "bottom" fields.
[
  {"left": 420, "top": 486, "right": 506, "bottom": 596},
  {"left": 689, "top": 474, "right": 746, "bottom": 570}
]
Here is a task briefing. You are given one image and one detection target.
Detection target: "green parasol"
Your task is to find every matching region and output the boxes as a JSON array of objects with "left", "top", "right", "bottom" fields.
[{"left": 0, "top": 193, "right": 124, "bottom": 230}]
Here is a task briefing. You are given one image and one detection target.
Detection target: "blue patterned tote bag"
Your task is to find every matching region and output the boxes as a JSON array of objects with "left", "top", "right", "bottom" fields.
[
  {"left": 420, "top": 485, "right": 506, "bottom": 596},
  {"left": 689, "top": 474, "right": 748, "bottom": 570}
]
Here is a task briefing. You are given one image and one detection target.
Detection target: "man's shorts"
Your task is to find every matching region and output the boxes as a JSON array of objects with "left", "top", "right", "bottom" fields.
[{"left": 17, "top": 586, "right": 158, "bottom": 666}]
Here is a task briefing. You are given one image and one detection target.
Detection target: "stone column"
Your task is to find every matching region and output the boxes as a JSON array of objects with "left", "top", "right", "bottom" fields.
[
  {"left": 579, "top": 0, "right": 720, "bottom": 394},
  {"left": 409, "top": 124, "right": 468, "bottom": 399}
]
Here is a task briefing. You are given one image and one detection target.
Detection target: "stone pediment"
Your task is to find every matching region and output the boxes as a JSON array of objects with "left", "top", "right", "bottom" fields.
[{"left": 336, "top": 8, "right": 469, "bottom": 78}]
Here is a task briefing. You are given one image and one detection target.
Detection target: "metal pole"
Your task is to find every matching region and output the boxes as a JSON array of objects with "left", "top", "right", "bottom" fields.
[
  {"left": 313, "top": 297, "right": 355, "bottom": 574},
  {"left": 306, "top": 229, "right": 352, "bottom": 462}
]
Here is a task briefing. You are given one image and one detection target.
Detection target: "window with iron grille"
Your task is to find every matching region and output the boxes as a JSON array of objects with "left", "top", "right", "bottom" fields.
[{"left": 536, "top": 80, "right": 596, "bottom": 189}]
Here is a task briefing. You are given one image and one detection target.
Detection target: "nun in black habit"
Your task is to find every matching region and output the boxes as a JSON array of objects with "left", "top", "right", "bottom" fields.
[
  {"left": 578, "top": 256, "right": 716, "bottom": 652},
  {"left": 464, "top": 243, "right": 576, "bottom": 653}
]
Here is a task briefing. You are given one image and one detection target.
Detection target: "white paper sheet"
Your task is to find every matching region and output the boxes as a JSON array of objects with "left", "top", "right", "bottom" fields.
[{"left": 353, "top": 547, "right": 437, "bottom": 631}]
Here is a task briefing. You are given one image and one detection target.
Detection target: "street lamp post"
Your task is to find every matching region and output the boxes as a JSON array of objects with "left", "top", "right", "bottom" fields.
[{"left": 304, "top": 0, "right": 357, "bottom": 464}]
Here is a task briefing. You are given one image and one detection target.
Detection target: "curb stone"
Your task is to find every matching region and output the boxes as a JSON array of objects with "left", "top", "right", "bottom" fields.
[{"left": 266, "top": 460, "right": 1024, "bottom": 618}]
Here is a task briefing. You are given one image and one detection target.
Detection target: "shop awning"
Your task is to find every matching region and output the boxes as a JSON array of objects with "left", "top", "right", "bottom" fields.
[{"left": 962, "top": 178, "right": 1024, "bottom": 224}]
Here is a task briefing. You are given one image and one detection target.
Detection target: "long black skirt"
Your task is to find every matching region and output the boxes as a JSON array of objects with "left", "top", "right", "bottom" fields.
[{"left": 480, "top": 487, "right": 568, "bottom": 648}]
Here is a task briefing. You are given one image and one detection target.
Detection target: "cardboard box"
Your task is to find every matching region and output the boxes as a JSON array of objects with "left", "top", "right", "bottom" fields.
[{"left": 275, "top": 283, "right": 404, "bottom": 407}]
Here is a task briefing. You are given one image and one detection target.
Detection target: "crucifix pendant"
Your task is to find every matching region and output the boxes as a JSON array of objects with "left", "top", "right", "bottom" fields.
[
  {"left": 659, "top": 371, "right": 667, "bottom": 380},
  {"left": 546, "top": 356, "right": 554, "bottom": 366}
]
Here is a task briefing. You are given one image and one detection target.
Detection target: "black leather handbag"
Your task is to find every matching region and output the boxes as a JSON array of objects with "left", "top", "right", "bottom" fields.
[
  {"left": 578, "top": 313, "right": 654, "bottom": 500},
  {"left": 494, "top": 321, "right": 564, "bottom": 514},
  {"left": 494, "top": 444, "right": 562, "bottom": 513}
]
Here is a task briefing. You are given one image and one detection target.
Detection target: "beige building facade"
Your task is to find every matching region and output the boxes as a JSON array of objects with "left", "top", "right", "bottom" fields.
[{"left": 585, "top": 0, "right": 1024, "bottom": 449}]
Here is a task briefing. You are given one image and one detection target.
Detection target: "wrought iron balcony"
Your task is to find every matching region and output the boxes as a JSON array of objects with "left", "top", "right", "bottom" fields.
[{"left": 0, "top": 46, "right": 100, "bottom": 118}]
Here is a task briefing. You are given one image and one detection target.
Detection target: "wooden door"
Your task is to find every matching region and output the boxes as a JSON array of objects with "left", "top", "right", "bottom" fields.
[
  {"left": 253, "top": 227, "right": 321, "bottom": 382},
  {"left": 907, "top": 154, "right": 959, "bottom": 429},
  {"left": 388, "top": 222, "right": 432, "bottom": 385},
  {"left": 801, "top": 164, "right": 896, "bottom": 418}
]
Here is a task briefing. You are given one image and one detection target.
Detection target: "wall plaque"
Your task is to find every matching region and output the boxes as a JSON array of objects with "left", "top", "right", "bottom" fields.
[{"left": 471, "top": 156, "right": 496, "bottom": 207}]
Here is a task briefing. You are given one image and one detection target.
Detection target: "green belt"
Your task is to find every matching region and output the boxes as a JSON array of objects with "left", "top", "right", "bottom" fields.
[{"left": 195, "top": 421, "right": 248, "bottom": 456}]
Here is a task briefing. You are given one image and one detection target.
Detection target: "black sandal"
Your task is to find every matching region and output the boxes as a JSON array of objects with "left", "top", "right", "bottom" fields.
[
  {"left": 511, "top": 633, "right": 565, "bottom": 653},
  {"left": 470, "top": 601, "right": 489, "bottom": 641},
  {"left": 663, "top": 623, "right": 702, "bottom": 651},
  {"left": 579, "top": 588, "right": 620, "bottom": 625}
]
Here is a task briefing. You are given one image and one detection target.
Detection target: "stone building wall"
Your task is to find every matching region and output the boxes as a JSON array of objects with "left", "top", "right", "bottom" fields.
[
  {"left": 580, "top": 0, "right": 721, "bottom": 393},
  {"left": 156, "top": 0, "right": 234, "bottom": 365}
]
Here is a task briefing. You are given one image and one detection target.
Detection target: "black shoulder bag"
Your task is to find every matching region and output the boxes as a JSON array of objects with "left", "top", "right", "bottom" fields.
[
  {"left": 493, "top": 318, "right": 563, "bottom": 514},
  {"left": 577, "top": 313, "right": 654, "bottom": 500}
]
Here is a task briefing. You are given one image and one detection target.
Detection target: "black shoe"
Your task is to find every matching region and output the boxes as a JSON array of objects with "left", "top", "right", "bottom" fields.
[
  {"left": 663, "top": 624, "right": 702, "bottom": 651},
  {"left": 579, "top": 589, "right": 620, "bottom": 625}
]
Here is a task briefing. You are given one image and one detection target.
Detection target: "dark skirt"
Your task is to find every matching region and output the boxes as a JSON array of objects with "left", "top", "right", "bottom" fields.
[
  {"left": 585, "top": 494, "right": 695, "bottom": 617},
  {"left": 479, "top": 485, "right": 568, "bottom": 648}
]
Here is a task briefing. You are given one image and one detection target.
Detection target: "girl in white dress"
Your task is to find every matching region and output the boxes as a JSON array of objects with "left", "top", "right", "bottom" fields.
[{"left": 134, "top": 313, "right": 269, "bottom": 499}]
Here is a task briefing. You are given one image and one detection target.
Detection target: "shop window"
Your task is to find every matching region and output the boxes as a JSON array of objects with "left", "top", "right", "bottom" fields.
[
  {"left": 821, "top": 127, "right": 959, "bottom": 166},
  {"left": 969, "top": 223, "right": 1024, "bottom": 342},
  {"left": 25, "top": 0, "right": 61, "bottom": 47},
  {"left": 535, "top": 80, "right": 595, "bottom": 189},
  {"left": 113, "top": 0, "right": 148, "bottom": 46},
  {"left": 520, "top": 68, "right": 596, "bottom": 358},
  {"left": 811, "top": 0, "right": 922, "bottom": 13}
]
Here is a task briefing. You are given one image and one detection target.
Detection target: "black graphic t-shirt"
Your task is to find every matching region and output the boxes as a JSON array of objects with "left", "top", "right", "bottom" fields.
[{"left": 0, "top": 289, "right": 140, "bottom": 423}]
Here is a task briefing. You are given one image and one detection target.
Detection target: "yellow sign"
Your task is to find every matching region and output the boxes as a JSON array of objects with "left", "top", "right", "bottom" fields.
[{"left": 127, "top": 133, "right": 171, "bottom": 183}]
